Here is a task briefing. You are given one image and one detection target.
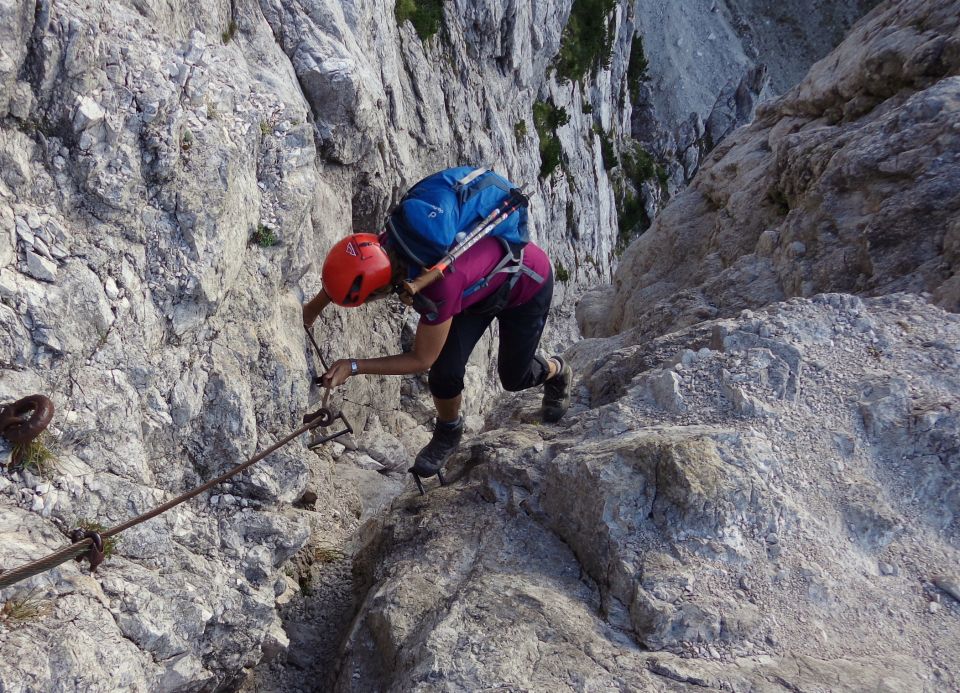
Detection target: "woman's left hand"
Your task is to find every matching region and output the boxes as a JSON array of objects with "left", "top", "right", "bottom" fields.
[{"left": 322, "top": 359, "right": 355, "bottom": 388}]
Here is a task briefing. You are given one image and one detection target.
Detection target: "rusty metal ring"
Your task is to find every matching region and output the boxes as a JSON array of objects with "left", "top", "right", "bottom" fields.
[
  {"left": 0, "top": 395, "right": 55, "bottom": 444},
  {"left": 302, "top": 407, "right": 335, "bottom": 428},
  {"left": 317, "top": 409, "right": 334, "bottom": 427},
  {"left": 70, "top": 529, "right": 106, "bottom": 572}
]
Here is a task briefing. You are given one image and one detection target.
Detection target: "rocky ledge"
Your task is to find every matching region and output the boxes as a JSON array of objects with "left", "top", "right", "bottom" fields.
[{"left": 338, "top": 292, "right": 959, "bottom": 692}]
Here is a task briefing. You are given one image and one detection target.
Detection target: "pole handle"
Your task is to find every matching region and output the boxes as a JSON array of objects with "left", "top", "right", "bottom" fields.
[{"left": 401, "top": 266, "right": 446, "bottom": 297}]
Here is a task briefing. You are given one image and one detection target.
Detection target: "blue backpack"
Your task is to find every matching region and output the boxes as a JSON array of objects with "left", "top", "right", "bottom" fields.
[
  {"left": 385, "top": 167, "right": 546, "bottom": 317},
  {"left": 385, "top": 167, "right": 529, "bottom": 269}
]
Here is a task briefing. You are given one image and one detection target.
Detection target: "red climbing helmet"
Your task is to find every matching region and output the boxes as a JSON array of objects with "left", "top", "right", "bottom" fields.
[{"left": 322, "top": 233, "right": 393, "bottom": 307}]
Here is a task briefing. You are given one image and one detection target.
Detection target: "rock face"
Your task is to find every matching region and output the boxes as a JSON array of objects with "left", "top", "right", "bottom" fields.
[
  {"left": 584, "top": 0, "right": 960, "bottom": 340},
  {"left": 337, "top": 292, "right": 959, "bottom": 691},
  {"left": 0, "top": 0, "right": 886, "bottom": 691}
]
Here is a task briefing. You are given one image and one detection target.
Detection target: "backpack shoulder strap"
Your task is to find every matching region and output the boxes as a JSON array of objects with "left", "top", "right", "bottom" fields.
[{"left": 455, "top": 167, "right": 489, "bottom": 189}]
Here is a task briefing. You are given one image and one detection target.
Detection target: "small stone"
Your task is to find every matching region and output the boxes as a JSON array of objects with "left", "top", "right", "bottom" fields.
[
  {"left": 0, "top": 270, "right": 18, "bottom": 301},
  {"left": 879, "top": 562, "right": 896, "bottom": 576},
  {"left": 104, "top": 276, "right": 120, "bottom": 300},
  {"left": 928, "top": 601, "right": 940, "bottom": 614},
  {"left": 933, "top": 575, "right": 960, "bottom": 603},
  {"left": 765, "top": 533, "right": 779, "bottom": 545},
  {"left": 15, "top": 218, "right": 33, "bottom": 244},
  {"left": 222, "top": 494, "right": 237, "bottom": 506},
  {"left": 26, "top": 211, "right": 42, "bottom": 229},
  {"left": 739, "top": 576, "right": 751, "bottom": 591},
  {"left": 31, "top": 494, "right": 44, "bottom": 512},
  {"left": 74, "top": 97, "right": 105, "bottom": 130},
  {"left": 33, "top": 236, "right": 52, "bottom": 259},
  {"left": 35, "top": 483, "right": 50, "bottom": 495},
  {"left": 25, "top": 252, "right": 58, "bottom": 282}
]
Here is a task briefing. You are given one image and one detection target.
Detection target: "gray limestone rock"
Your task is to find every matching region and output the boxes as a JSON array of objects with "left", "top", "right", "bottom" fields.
[
  {"left": 587, "top": 0, "right": 960, "bottom": 340},
  {"left": 0, "top": 0, "right": 948, "bottom": 691}
]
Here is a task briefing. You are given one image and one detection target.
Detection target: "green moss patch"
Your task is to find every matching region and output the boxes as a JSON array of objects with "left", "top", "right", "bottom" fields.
[
  {"left": 252, "top": 224, "right": 278, "bottom": 247},
  {"left": 395, "top": 0, "right": 445, "bottom": 41}
]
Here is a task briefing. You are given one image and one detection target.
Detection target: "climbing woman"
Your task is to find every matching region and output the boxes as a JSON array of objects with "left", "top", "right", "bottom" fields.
[{"left": 301, "top": 167, "right": 572, "bottom": 487}]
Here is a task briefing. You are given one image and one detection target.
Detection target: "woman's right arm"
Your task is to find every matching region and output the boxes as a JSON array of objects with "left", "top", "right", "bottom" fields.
[{"left": 303, "top": 288, "right": 331, "bottom": 327}]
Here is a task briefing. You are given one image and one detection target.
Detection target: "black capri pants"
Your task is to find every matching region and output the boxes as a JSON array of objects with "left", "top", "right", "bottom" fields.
[{"left": 428, "top": 274, "right": 554, "bottom": 400}]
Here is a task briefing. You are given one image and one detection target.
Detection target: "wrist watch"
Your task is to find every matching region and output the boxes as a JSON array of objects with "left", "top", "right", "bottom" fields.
[{"left": 349, "top": 359, "right": 359, "bottom": 376}]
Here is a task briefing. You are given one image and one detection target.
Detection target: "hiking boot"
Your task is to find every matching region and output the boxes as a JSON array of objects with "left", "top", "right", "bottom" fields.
[
  {"left": 411, "top": 416, "right": 464, "bottom": 477},
  {"left": 542, "top": 356, "right": 572, "bottom": 423}
]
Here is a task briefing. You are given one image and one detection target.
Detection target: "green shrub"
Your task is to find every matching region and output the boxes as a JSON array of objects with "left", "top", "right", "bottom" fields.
[
  {"left": 594, "top": 125, "right": 615, "bottom": 171},
  {"left": 554, "top": 260, "right": 571, "bottom": 283},
  {"left": 180, "top": 129, "right": 193, "bottom": 151},
  {"left": 259, "top": 120, "right": 271, "bottom": 137},
  {"left": 581, "top": 103, "right": 594, "bottom": 114},
  {"left": 623, "top": 143, "right": 656, "bottom": 184},
  {"left": 627, "top": 35, "right": 650, "bottom": 93},
  {"left": 221, "top": 20, "right": 237, "bottom": 44},
  {"left": 533, "top": 101, "right": 570, "bottom": 178},
  {"left": 656, "top": 164, "right": 670, "bottom": 198},
  {"left": 252, "top": 224, "right": 278, "bottom": 247},
  {"left": 514, "top": 119, "right": 527, "bottom": 142},
  {"left": 554, "top": 0, "right": 617, "bottom": 82},
  {"left": 616, "top": 190, "right": 650, "bottom": 244},
  {"left": 395, "top": 0, "right": 445, "bottom": 41}
]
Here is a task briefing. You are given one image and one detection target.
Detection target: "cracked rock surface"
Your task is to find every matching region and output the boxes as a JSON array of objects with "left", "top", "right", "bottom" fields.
[{"left": 338, "top": 293, "right": 959, "bottom": 691}]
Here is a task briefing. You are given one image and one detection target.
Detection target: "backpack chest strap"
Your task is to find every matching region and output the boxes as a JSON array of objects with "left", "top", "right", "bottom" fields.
[{"left": 462, "top": 245, "right": 545, "bottom": 299}]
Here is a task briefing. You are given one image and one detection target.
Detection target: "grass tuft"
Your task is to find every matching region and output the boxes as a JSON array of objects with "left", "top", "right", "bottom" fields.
[
  {"left": 74, "top": 518, "right": 118, "bottom": 558},
  {"left": 313, "top": 545, "right": 345, "bottom": 563},
  {"left": 1, "top": 589, "right": 51, "bottom": 625},
  {"left": 221, "top": 19, "right": 237, "bottom": 44},
  {"left": 10, "top": 432, "right": 58, "bottom": 477}
]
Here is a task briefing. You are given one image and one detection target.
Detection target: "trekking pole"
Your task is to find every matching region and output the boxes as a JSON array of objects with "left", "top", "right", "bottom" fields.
[{"left": 398, "top": 189, "right": 529, "bottom": 301}]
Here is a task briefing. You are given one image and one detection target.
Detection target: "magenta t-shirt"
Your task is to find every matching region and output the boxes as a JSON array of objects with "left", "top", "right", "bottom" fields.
[{"left": 417, "top": 238, "right": 551, "bottom": 324}]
